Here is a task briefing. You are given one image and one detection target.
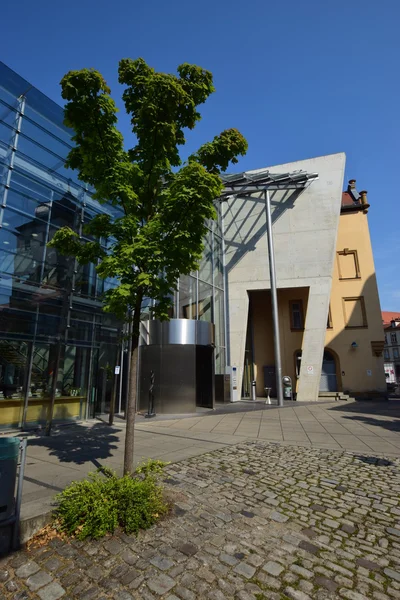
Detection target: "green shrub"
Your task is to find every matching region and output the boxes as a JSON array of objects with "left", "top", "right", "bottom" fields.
[{"left": 54, "top": 460, "right": 169, "bottom": 539}]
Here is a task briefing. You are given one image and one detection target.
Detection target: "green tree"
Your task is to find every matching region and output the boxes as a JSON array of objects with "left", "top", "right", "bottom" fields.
[{"left": 49, "top": 58, "right": 247, "bottom": 475}]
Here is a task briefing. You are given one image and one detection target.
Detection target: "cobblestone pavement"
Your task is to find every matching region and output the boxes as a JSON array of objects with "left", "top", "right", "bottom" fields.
[{"left": 2, "top": 441, "right": 400, "bottom": 600}]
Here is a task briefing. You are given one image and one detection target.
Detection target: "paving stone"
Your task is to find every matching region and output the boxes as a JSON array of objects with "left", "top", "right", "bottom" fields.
[
  {"left": 147, "top": 574, "right": 176, "bottom": 595},
  {"left": 37, "top": 581, "right": 66, "bottom": 600},
  {"left": 387, "top": 528, "right": 400, "bottom": 538},
  {"left": 341, "top": 524, "right": 357, "bottom": 534},
  {"left": 290, "top": 564, "right": 314, "bottom": 579},
  {"left": 324, "top": 518, "right": 340, "bottom": 529},
  {"left": 175, "top": 542, "right": 198, "bottom": 556},
  {"left": 270, "top": 511, "right": 289, "bottom": 523},
  {"left": 284, "top": 586, "right": 312, "bottom": 599},
  {"left": 299, "top": 540, "right": 320, "bottom": 555},
  {"left": 302, "top": 528, "right": 318, "bottom": 539},
  {"left": 174, "top": 585, "right": 196, "bottom": 600},
  {"left": 384, "top": 569, "right": 400, "bottom": 583},
  {"left": 219, "top": 553, "right": 238, "bottom": 566},
  {"left": 311, "top": 504, "right": 327, "bottom": 512},
  {"left": 339, "top": 590, "right": 370, "bottom": 600},
  {"left": 356, "top": 557, "right": 381, "bottom": 571},
  {"left": 150, "top": 556, "right": 174, "bottom": 571},
  {"left": 15, "top": 561, "right": 41, "bottom": 578},
  {"left": 26, "top": 570, "right": 53, "bottom": 591},
  {"left": 103, "top": 539, "right": 123, "bottom": 555},
  {"left": 262, "top": 560, "right": 284, "bottom": 576},
  {"left": 315, "top": 576, "right": 338, "bottom": 592},
  {"left": 233, "top": 562, "right": 256, "bottom": 579}
]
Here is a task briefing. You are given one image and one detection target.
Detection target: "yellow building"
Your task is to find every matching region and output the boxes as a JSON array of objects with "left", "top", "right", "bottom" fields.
[{"left": 235, "top": 171, "right": 386, "bottom": 400}]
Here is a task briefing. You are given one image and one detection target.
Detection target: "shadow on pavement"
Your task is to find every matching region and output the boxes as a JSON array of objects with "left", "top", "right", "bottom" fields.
[
  {"left": 327, "top": 399, "right": 400, "bottom": 433},
  {"left": 28, "top": 422, "right": 121, "bottom": 469}
]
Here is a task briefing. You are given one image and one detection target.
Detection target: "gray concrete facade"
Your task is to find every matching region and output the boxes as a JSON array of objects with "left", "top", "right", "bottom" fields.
[{"left": 223, "top": 153, "right": 346, "bottom": 401}]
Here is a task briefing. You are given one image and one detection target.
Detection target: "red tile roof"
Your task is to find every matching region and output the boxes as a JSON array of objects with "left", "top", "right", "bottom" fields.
[
  {"left": 342, "top": 191, "right": 355, "bottom": 207},
  {"left": 382, "top": 311, "right": 400, "bottom": 327}
]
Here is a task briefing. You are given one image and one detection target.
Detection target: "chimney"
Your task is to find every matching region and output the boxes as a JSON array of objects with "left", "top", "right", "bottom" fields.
[
  {"left": 348, "top": 179, "right": 356, "bottom": 191},
  {"left": 360, "top": 190, "right": 368, "bottom": 205},
  {"left": 347, "top": 179, "right": 360, "bottom": 203}
]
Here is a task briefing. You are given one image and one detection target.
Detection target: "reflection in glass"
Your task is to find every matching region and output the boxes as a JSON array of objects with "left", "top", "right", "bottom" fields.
[
  {"left": 214, "top": 287, "right": 225, "bottom": 348},
  {"left": 179, "top": 275, "right": 197, "bottom": 319},
  {"left": 198, "top": 281, "right": 213, "bottom": 322},
  {"left": 199, "top": 229, "right": 212, "bottom": 284},
  {"left": 214, "top": 235, "right": 223, "bottom": 288}
]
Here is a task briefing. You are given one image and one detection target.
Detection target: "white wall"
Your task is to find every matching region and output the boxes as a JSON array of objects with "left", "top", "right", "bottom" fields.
[{"left": 224, "top": 153, "right": 346, "bottom": 401}]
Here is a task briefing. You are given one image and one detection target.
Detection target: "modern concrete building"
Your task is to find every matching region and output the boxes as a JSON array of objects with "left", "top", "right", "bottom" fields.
[
  {"left": 228, "top": 165, "right": 386, "bottom": 402},
  {"left": 0, "top": 61, "right": 386, "bottom": 429}
]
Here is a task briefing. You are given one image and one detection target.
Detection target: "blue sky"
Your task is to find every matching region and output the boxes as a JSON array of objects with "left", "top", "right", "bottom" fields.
[{"left": 2, "top": 0, "right": 399, "bottom": 308}]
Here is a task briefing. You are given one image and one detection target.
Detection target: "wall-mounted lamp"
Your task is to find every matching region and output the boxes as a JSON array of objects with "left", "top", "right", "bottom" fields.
[{"left": 351, "top": 341, "right": 358, "bottom": 349}]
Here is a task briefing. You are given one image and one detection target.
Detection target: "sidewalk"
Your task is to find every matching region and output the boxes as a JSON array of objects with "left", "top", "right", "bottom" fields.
[{"left": 19, "top": 398, "right": 400, "bottom": 539}]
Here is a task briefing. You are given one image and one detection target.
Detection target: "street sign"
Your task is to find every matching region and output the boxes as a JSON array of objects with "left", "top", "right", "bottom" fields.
[
  {"left": 306, "top": 365, "right": 314, "bottom": 375},
  {"left": 114, "top": 366, "right": 121, "bottom": 375}
]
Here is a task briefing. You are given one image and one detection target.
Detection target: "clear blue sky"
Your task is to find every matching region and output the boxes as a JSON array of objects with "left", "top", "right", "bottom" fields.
[{"left": 2, "top": 0, "right": 399, "bottom": 309}]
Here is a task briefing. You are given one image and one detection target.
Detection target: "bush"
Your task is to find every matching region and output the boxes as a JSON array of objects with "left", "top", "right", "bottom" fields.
[{"left": 54, "top": 460, "right": 169, "bottom": 539}]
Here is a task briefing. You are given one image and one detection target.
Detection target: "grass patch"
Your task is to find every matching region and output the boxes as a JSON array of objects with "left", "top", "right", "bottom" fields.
[{"left": 54, "top": 460, "right": 169, "bottom": 540}]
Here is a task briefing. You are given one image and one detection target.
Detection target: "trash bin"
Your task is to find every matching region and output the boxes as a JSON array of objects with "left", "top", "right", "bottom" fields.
[
  {"left": 0, "top": 437, "right": 20, "bottom": 522},
  {"left": 282, "top": 376, "right": 292, "bottom": 400},
  {"left": 251, "top": 380, "right": 257, "bottom": 401}
]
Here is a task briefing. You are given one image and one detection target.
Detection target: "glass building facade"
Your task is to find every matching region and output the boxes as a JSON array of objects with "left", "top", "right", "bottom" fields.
[{"left": 0, "top": 62, "right": 226, "bottom": 429}]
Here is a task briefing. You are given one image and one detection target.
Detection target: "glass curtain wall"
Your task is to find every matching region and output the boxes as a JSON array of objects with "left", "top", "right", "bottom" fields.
[
  {"left": 0, "top": 61, "right": 227, "bottom": 427},
  {"left": 177, "top": 205, "right": 226, "bottom": 376},
  {"left": 0, "top": 62, "right": 122, "bottom": 429}
]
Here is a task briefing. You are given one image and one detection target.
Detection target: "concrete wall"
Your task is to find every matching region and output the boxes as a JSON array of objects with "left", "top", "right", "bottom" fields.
[{"left": 224, "top": 153, "right": 346, "bottom": 401}]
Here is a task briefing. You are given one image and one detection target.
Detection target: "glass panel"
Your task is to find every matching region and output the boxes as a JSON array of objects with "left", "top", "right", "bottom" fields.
[
  {"left": 198, "top": 281, "right": 213, "bottom": 322},
  {"left": 23, "top": 105, "right": 72, "bottom": 148},
  {"left": 95, "top": 342, "right": 118, "bottom": 416},
  {"left": 179, "top": 275, "right": 196, "bottom": 319},
  {"left": 0, "top": 101, "right": 18, "bottom": 128},
  {"left": 214, "top": 287, "right": 225, "bottom": 348},
  {"left": 68, "top": 320, "right": 93, "bottom": 344},
  {"left": 20, "top": 118, "right": 71, "bottom": 163},
  {"left": 199, "top": 229, "right": 212, "bottom": 284},
  {"left": 214, "top": 347, "right": 225, "bottom": 375},
  {"left": 0, "top": 341, "right": 28, "bottom": 428},
  {"left": 213, "top": 234, "right": 223, "bottom": 288}
]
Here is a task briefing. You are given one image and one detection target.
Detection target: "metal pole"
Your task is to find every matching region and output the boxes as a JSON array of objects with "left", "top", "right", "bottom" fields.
[
  {"left": 12, "top": 438, "right": 27, "bottom": 550},
  {"left": 265, "top": 191, "right": 284, "bottom": 407}
]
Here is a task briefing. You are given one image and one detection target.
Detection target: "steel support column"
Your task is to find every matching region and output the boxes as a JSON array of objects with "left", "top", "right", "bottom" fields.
[{"left": 264, "top": 191, "right": 283, "bottom": 406}]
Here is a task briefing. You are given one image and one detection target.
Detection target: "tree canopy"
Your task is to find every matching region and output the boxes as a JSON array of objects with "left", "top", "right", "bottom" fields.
[{"left": 50, "top": 58, "right": 248, "bottom": 322}]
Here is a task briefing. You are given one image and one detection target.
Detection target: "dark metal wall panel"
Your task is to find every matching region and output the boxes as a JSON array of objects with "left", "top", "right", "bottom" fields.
[
  {"left": 160, "top": 345, "right": 196, "bottom": 413},
  {"left": 138, "top": 345, "right": 197, "bottom": 414}
]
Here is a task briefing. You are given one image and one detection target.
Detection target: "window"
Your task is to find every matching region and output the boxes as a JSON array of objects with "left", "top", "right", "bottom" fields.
[
  {"left": 290, "top": 300, "right": 304, "bottom": 330},
  {"left": 384, "top": 349, "right": 390, "bottom": 359},
  {"left": 394, "top": 348, "right": 399, "bottom": 359},
  {"left": 391, "top": 332, "right": 397, "bottom": 345},
  {"left": 343, "top": 297, "right": 368, "bottom": 328},
  {"left": 337, "top": 249, "right": 361, "bottom": 280}
]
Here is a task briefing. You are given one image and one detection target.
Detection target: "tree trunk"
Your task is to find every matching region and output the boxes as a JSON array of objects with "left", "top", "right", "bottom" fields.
[{"left": 123, "top": 294, "right": 142, "bottom": 476}]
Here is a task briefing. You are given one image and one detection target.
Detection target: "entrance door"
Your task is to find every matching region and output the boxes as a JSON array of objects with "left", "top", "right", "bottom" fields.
[
  {"left": 196, "top": 346, "right": 214, "bottom": 408},
  {"left": 320, "top": 350, "right": 337, "bottom": 392}
]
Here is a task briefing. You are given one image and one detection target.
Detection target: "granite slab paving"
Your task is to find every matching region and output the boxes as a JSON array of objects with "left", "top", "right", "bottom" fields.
[{"left": 2, "top": 440, "right": 400, "bottom": 599}]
